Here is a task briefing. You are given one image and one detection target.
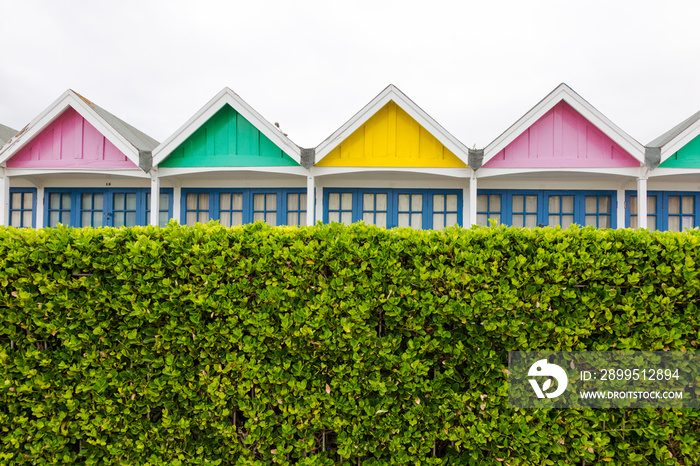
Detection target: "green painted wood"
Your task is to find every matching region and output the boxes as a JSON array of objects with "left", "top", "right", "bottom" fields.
[
  {"left": 659, "top": 133, "right": 700, "bottom": 168},
  {"left": 160, "top": 105, "right": 298, "bottom": 167}
]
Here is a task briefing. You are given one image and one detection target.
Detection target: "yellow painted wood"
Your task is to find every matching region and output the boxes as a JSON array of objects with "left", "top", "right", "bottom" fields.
[{"left": 317, "top": 101, "right": 466, "bottom": 168}]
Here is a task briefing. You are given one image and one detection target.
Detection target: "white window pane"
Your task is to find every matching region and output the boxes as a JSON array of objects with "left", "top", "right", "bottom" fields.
[
  {"left": 585, "top": 215, "right": 596, "bottom": 227},
  {"left": 363, "top": 194, "right": 374, "bottom": 210},
  {"left": 299, "top": 194, "right": 307, "bottom": 211},
  {"left": 126, "top": 194, "right": 136, "bottom": 210},
  {"left": 329, "top": 211, "right": 339, "bottom": 223},
  {"left": 376, "top": 194, "right": 387, "bottom": 210},
  {"left": 434, "top": 195, "right": 444, "bottom": 212},
  {"left": 433, "top": 213, "right": 445, "bottom": 230},
  {"left": 669, "top": 216, "right": 680, "bottom": 232},
  {"left": 328, "top": 193, "right": 339, "bottom": 210},
  {"left": 94, "top": 194, "right": 103, "bottom": 211},
  {"left": 267, "top": 194, "right": 277, "bottom": 208},
  {"left": 50, "top": 193, "right": 60, "bottom": 210},
  {"left": 446, "top": 213, "right": 458, "bottom": 227},
  {"left": 411, "top": 213, "right": 422, "bottom": 228},
  {"left": 525, "top": 196, "right": 537, "bottom": 212},
  {"left": 548, "top": 215, "right": 559, "bottom": 227},
  {"left": 630, "top": 196, "right": 638, "bottom": 215},
  {"left": 477, "top": 213, "right": 488, "bottom": 226},
  {"left": 11, "top": 211, "right": 21, "bottom": 226},
  {"left": 648, "top": 216, "right": 656, "bottom": 231},
  {"left": 93, "top": 212, "right": 103, "bottom": 227},
  {"left": 446, "top": 195, "right": 458, "bottom": 211},
  {"left": 525, "top": 214, "right": 537, "bottom": 228},
  {"left": 683, "top": 216, "right": 694, "bottom": 230},
  {"left": 300, "top": 212, "right": 306, "bottom": 225},
  {"left": 562, "top": 196, "right": 574, "bottom": 213},
  {"left": 599, "top": 196, "right": 611, "bottom": 213},
  {"left": 398, "top": 213, "right": 410, "bottom": 227},
  {"left": 562, "top": 215, "right": 574, "bottom": 228},
  {"left": 647, "top": 196, "right": 656, "bottom": 214},
  {"left": 114, "top": 193, "right": 124, "bottom": 209},
  {"left": 341, "top": 212, "right": 352, "bottom": 225},
  {"left": 199, "top": 193, "right": 209, "bottom": 210},
  {"left": 512, "top": 196, "right": 523, "bottom": 212},
  {"left": 375, "top": 212, "right": 387, "bottom": 228},
  {"left": 62, "top": 193, "right": 71, "bottom": 207},
  {"left": 669, "top": 196, "right": 680, "bottom": 215},
  {"left": 490, "top": 195, "right": 501, "bottom": 212},
  {"left": 412, "top": 194, "right": 422, "bottom": 208},
  {"left": 232, "top": 194, "right": 243, "bottom": 210},
  {"left": 598, "top": 216, "right": 610, "bottom": 229},
  {"left": 114, "top": 212, "right": 125, "bottom": 227},
  {"left": 399, "top": 194, "right": 410, "bottom": 211},
  {"left": 50, "top": 211, "right": 60, "bottom": 226},
  {"left": 220, "top": 211, "right": 231, "bottom": 227},
  {"left": 266, "top": 212, "right": 277, "bottom": 226},
  {"left": 186, "top": 212, "right": 196, "bottom": 225},
  {"left": 548, "top": 196, "right": 560, "bottom": 214},
  {"left": 254, "top": 212, "right": 265, "bottom": 222},
  {"left": 159, "top": 212, "right": 169, "bottom": 227},
  {"left": 287, "top": 212, "right": 296, "bottom": 226},
  {"left": 363, "top": 212, "right": 374, "bottom": 224},
  {"left": 186, "top": 193, "right": 198, "bottom": 210},
  {"left": 82, "top": 193, "right": 92, "bottom": 209},
  {"left": 159, "top": 193, "right": 169, "bottom": 206},
  {"left": 477, "top": 194, "right": 488, "bottom": 211},
  {"left": 220, "top": 193, "right": 230, "bottom": 209},
  {"left": 492, "top": 214, "right": 500, "bottom": 224},
  {"left": 512, "top": 214, "right": 524, "bottom": 227},
  {"left": 81, "top": 211, "right": 91, "bottom": 226},
  {"left": 254, "top": 194, "right": 264, "bottom": 210},
  {"left": 11, "top": 192, "right": 21, "bottom": 208},
  {"left": 287, "top": 193, "right": 298, "bottom": 210},
  {"left": 231, "top": 212, "right": 243, "bottom": 226},
  {"left": 630, "top": 216, "right": 638, "bottom": 228},
  {"left": 198, "top": 212, "right": 209, "bottom": 223},
  {"left": 22, "top": 211, "right": 32, "bottom": 227},
  {"left": 683, "top": 196, "right": 694, "bottom": 214},
  {"left": 585, "top": 196, "right": 597, "bottom": 213},
  {"left": 341, "top": 193, "right": 352, "bottom": 209}
]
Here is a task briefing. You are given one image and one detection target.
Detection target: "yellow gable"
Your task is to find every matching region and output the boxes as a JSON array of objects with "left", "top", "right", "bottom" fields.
[{"left": 317, "top": 101, "right": 466, "bottom": 168}]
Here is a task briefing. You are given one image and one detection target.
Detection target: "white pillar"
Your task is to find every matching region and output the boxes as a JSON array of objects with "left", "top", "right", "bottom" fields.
[
  {"left": 468, "top": 172, "right": 477, "bottom": 227},
  {"left": 150, "top": 171, "right": 161, "bottom": 226},
  {"left": 637, "top": 177, "right": 648, "bottom": 229},
  {"left": 36, "top": 185, "right": 45, "bottom": 228},
  {"left": 0, "top": 169, "right": 8, "bottom": 226},
  {"left": 315, "top": 183, "right": 323, "bottom": 224},
  {"left": 306, "top": 175, "right": 315, "bottom": 226},
  {"left": 616, "top": 187, "right": 625, "bottom": 229},
  {"left": 173, "top": 185, "right": 182, "bottom": 224}
]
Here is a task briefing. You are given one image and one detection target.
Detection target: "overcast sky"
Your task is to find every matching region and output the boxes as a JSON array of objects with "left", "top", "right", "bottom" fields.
[{"left": 2, "top": 0, "right": 700, "bottom": 150}]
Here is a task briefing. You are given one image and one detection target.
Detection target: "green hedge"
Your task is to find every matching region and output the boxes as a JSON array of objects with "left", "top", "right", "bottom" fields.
[{"left": 1, "top": 222, "right": 699, "bottom": 465}]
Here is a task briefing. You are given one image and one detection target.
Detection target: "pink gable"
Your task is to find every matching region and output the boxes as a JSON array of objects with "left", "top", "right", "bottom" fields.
[
  {"left": 6, "top": 107, "right": 138, "bottom": 169},
  {"left": 483, "top": 101, "right": 640, "bottom": 168}
]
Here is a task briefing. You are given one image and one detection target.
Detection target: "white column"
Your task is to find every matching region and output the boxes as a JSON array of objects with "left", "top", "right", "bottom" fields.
[
  {"left": 616, "top": 187, "right": 625, "bottom": 229},
  {"left": 150, "top": 171, "right": 161, "bottom": 226},
  {"left": 36, "top": 185, "right": 45, "bottom": 228},
  {"left": 306, "top": 175, "right": 315, "bottom": 226},
  {"left": 173, "top": 185, "right": 182, "bottom": 224},
  {"left": 315, "top": 183, "right": 323, "bottom": 224},
  {"left": 637, "top": 177, "right": 648, "bottom": 229},
  {"left": 468, "top": 172, "right": 477, "bottom": 227},
  {"left": 0, "top": 169, "right": 8, "bottom": 226}
]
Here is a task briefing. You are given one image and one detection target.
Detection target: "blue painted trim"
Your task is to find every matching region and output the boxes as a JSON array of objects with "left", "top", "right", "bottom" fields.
[
  {"left": 180, "top": 188, "right": 306, "bottom": 226},
  {"left": 625, "top": 190, "right": 700, "bottom": 231},
  {"left": 9, "top": 187, "right": 37, "bottom": 228}
]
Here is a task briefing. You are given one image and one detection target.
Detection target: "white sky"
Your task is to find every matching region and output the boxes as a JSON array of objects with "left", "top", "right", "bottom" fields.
[{"left": 1, "top": 0, "right": 700, "bottom": 150}]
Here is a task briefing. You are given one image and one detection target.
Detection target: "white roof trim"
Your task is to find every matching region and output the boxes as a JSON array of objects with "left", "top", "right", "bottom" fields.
[
  {"left": 0, "top": 90, "right": 144, "bottom": 168},
  {"left": 314, "top": 84, "right": 470, "bottom": 165},
  {"left": 657, "top": 119, "right": 700, "bottom": 163},
  {"left": 152, "top": 88, "right": 302, "bottom": 166},
  {"left": 482, "top": 83, "right": 645, "bottom": 166}
]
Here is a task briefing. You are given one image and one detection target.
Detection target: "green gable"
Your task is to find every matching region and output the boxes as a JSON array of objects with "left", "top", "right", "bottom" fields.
[
  {"left": 160, "top": 105, "right": 299, "bottom": 167},
  {"left": 659, "top": 133, "right": 700, "bottom": 168}
]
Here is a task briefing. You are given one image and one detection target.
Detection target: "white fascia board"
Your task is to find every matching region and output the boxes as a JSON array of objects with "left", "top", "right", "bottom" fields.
[
  {"left": 312, "top": 166, "right": 471, "bottom": 179},
  {"left": 157, "top": 165, "right": 309, "bottom": 178},
  {"left": 648, "top": 167, "right": 700, "bottom": 178},
  {"left": 5, "top": 168, "right": 150, "bottom": 179},
  {"left": 314, "top": 85, "right": 470, "bottom": 165},
  {"left": 483, "top": 84, "right": 645, "bottom": 166},
  {"left": 0, "top": 90, "right": 143, "bottom": 168},
  {"left": 476, "top": 166, "right": 641, "bottom": 179},
  {"left": 658, "top": 119, "right": 700, "bottom": 163},
  {"left": 152, "top": 88, "right": 302, "bottom": 167}
]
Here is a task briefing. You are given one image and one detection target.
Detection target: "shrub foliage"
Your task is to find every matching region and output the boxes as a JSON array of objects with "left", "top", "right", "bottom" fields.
[{"left": 1, "top": 222, "right": 699, "bottom": 465}]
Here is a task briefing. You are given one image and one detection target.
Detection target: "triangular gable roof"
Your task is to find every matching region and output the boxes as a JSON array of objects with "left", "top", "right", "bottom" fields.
[
  {"left": 483, "top": 83, "right": 645, "bottom": 166},
  {"left": 314, "top": 84, "right": 470, "bottom": 165},
  {"left": 0, "top": 124, "right": 17, "bottom": 147},
  {"left": 647, "top": 110, "right": 700, "bottom": 162},
  {"left": 153, "top": 88, "right": 302, "bottom": 166},
  {"left": 0, "top": 90, "right": 158, "bottom": 171}
]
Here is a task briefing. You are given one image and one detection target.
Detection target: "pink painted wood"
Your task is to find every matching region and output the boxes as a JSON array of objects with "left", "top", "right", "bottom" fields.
[
  {"left": 483, "top": 101, "right": 639, "bottom": 168},
  {"left": 6, "top": 108, "right": 138, "bottom": 169}
]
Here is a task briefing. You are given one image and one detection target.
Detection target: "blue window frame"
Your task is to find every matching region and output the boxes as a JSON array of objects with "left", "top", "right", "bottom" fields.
[
  {"left": 180, "top": 188, "right": 306, "bottom": 227},
  {"left": 9, "top": 188, "right": 37, "bottom": 228},
  {"left": 323, "top": 188, "right": 462, "bottom": 229},
  {"left": 477, "top": 190, "right": 617, "bottom": 228},
  {"left": 146, "top": 189, "right": 175, "bottom": 227},
  {"left": 626, "top": 191, "right": 699, "bottom": 231},
  {"left": 44, "top": 188, "right": 173, "bottom": 228}
]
